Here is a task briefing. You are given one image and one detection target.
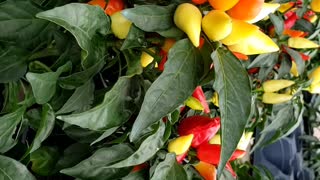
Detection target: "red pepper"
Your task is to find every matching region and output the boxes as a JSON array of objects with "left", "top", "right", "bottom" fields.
[
  {"left": 192, "top": 86, "right": 210, "bottom": 114},
  {"left": 225, "top": 162, "right": 236, "bottom": 177},
  {"left": 284, "top": 12, "right": 299, "bottom": 30},
  {"left": 176, "top": 151, "right": 188, "bottom": 164},
  {"left": 105, "top": 0, "right": 125, "bottom": 16},
  {"left": 178, "top": 116, "right": 220, "bottom": 148},
  {"left": 196, "top": 143, "right": 246, "bottom": 165},
  {"left": 198, "top": 37, "right": 205, "bottom": 49},
  {"left": 192, "top": 0, "right": 207, "bottom": 5},
  {"left": 158, "top": 50, "right": 167, "bottom": 72},
  {"left": 232, "top": 52, "right": 249, "bottom": 61},
  {"left": 247, "top": 67, "right": 259, "bottom": 74},
  {"left": 132, "top": 163, "right": 148, "bottom": 172}
]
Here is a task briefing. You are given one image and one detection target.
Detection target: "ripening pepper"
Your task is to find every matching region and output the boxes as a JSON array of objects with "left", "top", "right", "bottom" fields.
[
  {"left": 209, "top": 132, "right": 253, "bottom": 152},
  {"left": 192, "top": 0, "right": 207, "bottom": 5},
  {"left": 228, "top": 28, "right": 279, "bottom": 55},
  {"left": 168, "top": 134, "right": 194, "bottom": 155},
  {"left": 211, "top": 92, "right": 219, "bottom": 107},
  {"left": 193, "top": 161, "right": 217, "bottom": 180},
  {"left": 202, "top": 10, "right": 232, "bottom": 41},
  {"left": 288, "top": 37, "right": 319, "bottom": 49},
  {"left": 290, "top": 61, "right": 299, "bottom": 77},
  {"left": 140, "top": 49, "right": 156, "bottom": 68},
  {"left": 192, "top": 86, "right": 210, "bottom": 113},
  {"left": 246, "top": 3, "right": 280, "bottom": 24},
  {"left": 278, "top": 2, "right": 295, "bottom": 13},
  {"left": 221, "top": 19, "right": 259, "bottom": 46},
  {"left": 111, "top": 11, "right": 132, "bottom": 39},
  {"left": 262, "top": 92, "right": 292, "bottom": 104},
  {"left": 308, "top": 66, "right": 320, "bottom": 94},
  {"left": 178, "top": 116, "right": 220, "bottom": 148},
  {"left": 185, "top": 96, "right": 204, "bottom": 111},
  {"left": 196, "top": 143, "right": 246, "bottom": 165},
  {"left": 262, "top": 79, "right": 295, "bottom": 93},
  {"left": 174, "top": 3, "right": 202, "bottom": 47}
]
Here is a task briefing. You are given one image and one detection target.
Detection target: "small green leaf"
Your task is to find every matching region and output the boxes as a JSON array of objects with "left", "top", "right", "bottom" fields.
[
  {"left": 36, "top": 3, "right": 110, "bottom": 68},
  {"left": 269, "top": 14, "right": 284, "bottom": 36},
  {"left": 212, "top": 49, "right": 251, "bottom": 175},
  {"left": 0, "top": 0, "right": 55, "bottom": 49},
  {"left": 0, "top": 155, "right": 36, "bottom": 180},
  {"left": 157, "top": 26, "right": 184, "bottom": 39},
  {"left": 284, "top": 46, "right": 305, "bottom": 75},
  {"left": 0, "top": 107, "right": 25, "bottom": 153},
  {"left": 29, "top": 104, "right": 55, "bottom": 153},
  {"left": 30, "top": 146, "right": 60, "bottom": 176},
  {"left": 121, "top": 170, "right": 146, "bottom": 180},
  {"left": 121, "top": 25, "right": 145, "bottom": 50},
  {"left": 57, "top": 76, "right": 144, "bottom": 131},
  {"left": 55, "top": 143, "right": 92, "bottom": 170},
  {"left": 90, "top": 126, "right": 119, "bottom": 145},
  {"left": 61, "top": 144, "right": 134, "bottom": 180},
  {"left": 26, "top": 62, "right": 72, "bottom": 104},
  {"left": 1, "top": 82, "right": 21, "bottom": 113},
  {"left": 109, "top": 121, "right": 166, "bottom": 168},
  {"left": 123, "top": 49, "right": 143, "bottom": 77},
  {"left": 0, "top": 47, "right": 30, "bottom": 83},
  {"left": 56, "top": 80, "right": 95, "bottom": 114},
  {"left": 122, "top": 5, "right": 175, "bottom": 32},
  {"left": 151, "top": 153, "right": 188, "bottom": 180},
  {"left": 130, "top": 39, "right": 203, "bottom": 142}
]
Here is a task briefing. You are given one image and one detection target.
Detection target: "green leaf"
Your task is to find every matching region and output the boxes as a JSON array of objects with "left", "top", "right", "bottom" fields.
[
  {"left": 0, "top": 107, "right": 25, "bottom": 153},
  {"left": 61, "top": 144, "right": 134, "bottom": 180},
  {"left": 30, "top": 146, "right": 60, "bottom": 176},
  {"left": 1, "top": 82, "right": 20, "bottom": 113},
  {"left": 151, "top": 153, "right": 188, "bottom": 180},
  {"left": 124, "top": 49, "right": 143, "bottom": 77},
  {"left": 130, "top": 39, "right": 203, "bottom": 142},
  {"left": 36, "top": 3, "right": 110, "bottom": 68},
  {"left": 284, "top": 46, "right": 305, "bottom": 75},
  {"left": 269, "top": 14, "right": 284, "bottom": 36},
  {"left": 121, "top": 170, "right": 146, "bottom": 180},
  {"left": 56, "top": 80, "right": 95, "bottom": 114},
  {"left": 57, "top": 76, "right": 144, "bottom": 131},
  {"left": 26, "top": 62, "right": 71, "bottom": 104},
  {"left": 156, "top": 26, "right": 184, "bottom": 39},
  {"left": 29, "top": 104, "right": 55, "bottom": 153},
  {"left": 252, "top": 104, "right": 299, "bottom": 150},
  {"left": 0, "top": 155, "right": 36, "bottom": 180},
  {"left": 58, "top": 59, "right": 105, "bottom": 89},
  {"left": 0, "top": 0, "right": 55, "bottom": 49},
  {"left": 90, "top": 126, "right": 119, "bottom": 145},
  {"left": 109, "top": 121, "right": 166, "bottom": 168},
  {"left": 211, "top": 49, "right": 251, "bottom": 175},
  {"left": 63, "top": 125, "right": 101, "bottom": 143},
  {"left": 122, "top": 5, "right": 175, "bottom": 32},
  {"left": 183, "top": 164, "right": 203, "bottom": 180},
  {"left": 121, "top": 25, "right": 145, "bottom": 50},
  {"left": 0, "top": 47, "right": 30, "bottom": 83},
  {"left": 248, "top": 53, "right": 278, "bottom": 69},
  {"left": 55, "top": 143, "right": 91, "bottom": 170}
]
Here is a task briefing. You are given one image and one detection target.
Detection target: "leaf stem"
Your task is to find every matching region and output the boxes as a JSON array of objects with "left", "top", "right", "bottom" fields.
[
  {"left": 32, "top": 61, "right": 53, "bottom": 72},
  {"left": 28, "top": 48, "right": 60, "bottom": 61}
]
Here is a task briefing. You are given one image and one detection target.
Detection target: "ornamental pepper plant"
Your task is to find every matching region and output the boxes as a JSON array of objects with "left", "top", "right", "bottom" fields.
[{"left": 1, "top": 0, "right": 320, "bottom": 179}]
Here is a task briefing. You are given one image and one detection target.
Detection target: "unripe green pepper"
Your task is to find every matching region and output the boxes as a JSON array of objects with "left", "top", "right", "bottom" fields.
[{"left": 262, "top": 79, "right": 295, "bottom": 93}]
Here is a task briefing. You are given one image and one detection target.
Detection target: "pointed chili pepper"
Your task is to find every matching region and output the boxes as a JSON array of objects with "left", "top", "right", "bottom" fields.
[
  {"left": 132, "top": 163, "right": 148, "bottom": 172},
  {"left": 225, "top": 162, "right": 236, "bottom": 177},
  {"left": 193, "top": 161, "right": 217, "bottom": 180},
  {"left": 262, "top": 92, "right": 293, "bottom": 104},
  {"left": 288, "top": 37, "right": 319, "bottom": 49},
  {"left": 209, "top": 132, "right": 253, "bottom": 152},
  {"left": 178, "top": 116, "right": 220, "bottom": 148},
  {"left": 283, "top": 29, "right": 308, "bottom": 38},
  {"left": 232, "top": 52, "right": 249, "bottom": 61},
  {"left": 192, "top": 86, "right": 210, "bottom": 113},
  {"left": 278, "top": 2, "right": 295, "bottom": 13},
  {"left": 196, "top": 143, "right": 246, "bottom": 165},
  {"left": 308, "top": 66, "right": 320, "bottom": 94},
  {"left": 262, "top": 79, "right": 295, "bottom": 93},
  {"left": 168, "top": 134, "right": 194, "bottom": 155},
  {"left": 185, "top": 96, "right": 205, "bottom": 111},
  {"left": 176, "top": 152, "right": 188, "bottom": 164},
  {"left": 158, "top": 50, "right": 167, "bottom": 71},
  {"left": 284, "top": 12, "right": 299, "bottom": 30},
  {"left": 105, "top": 0, "right": 125, "bottom": 16}
]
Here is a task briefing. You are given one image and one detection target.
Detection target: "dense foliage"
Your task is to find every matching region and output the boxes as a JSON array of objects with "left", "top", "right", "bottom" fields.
[{"left": 0, "top": 0, "right": 320, "bottom": 179}]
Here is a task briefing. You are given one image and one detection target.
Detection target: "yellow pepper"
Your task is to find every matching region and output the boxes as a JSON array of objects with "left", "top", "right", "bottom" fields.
[
  {"left": 308, "top": 66, "right": 320, "bottom": 94},
  {"left": 209, "top": 132, "right": 253, "bottom": 151},
  {"left": 228, "top": 28, "right": 279, "bottom": 55},
  {"left": 278, "top": 2, "right": 295, "bottom": 13},
  {"left": 140, "top": 49, "right": 158, "bottom": 68},
  {"left": 111, "top": 11, "right": 132, "bottom": 39},
  {"left": 174, "top": 3, "right": 202, "bottom": 47},
  {"left": 262, "top": 79, "right": 295, "bottom": 93},
  {"left": 262, "top": 92, "right": 292, "bottom": 104},
  {"left": 202, "top": 10, "right": 232, "bottom": 41},
  {"left": 290, "top": 61, "right": 299, "bottom": 77},
  {"left": 311, "top": 0, "right": 320, "bottom": 13},
  {"left": 184, "top": 96, "right": 204, "bottom": 111},
  {"left": 193, "top": 161, "right": 217, "bottom": 180},
  {"left": 288, "top": 37, "right": 319, "bottom": 49},
  {"left": 211, "top": 92, "right": 219, "bottom": 107},
  {"left": 247, "top": 3, "right": 280, "bottom": 23},
  {"left": 168, "top": 134, "right": 194, "bottom": 155}
]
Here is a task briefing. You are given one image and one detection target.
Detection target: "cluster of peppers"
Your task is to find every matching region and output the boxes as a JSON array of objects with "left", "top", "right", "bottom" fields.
[
  {"left": 174, "top": 1, "right": 280, "bottom": 56},
  {"left": 167, "top": 115, "right": 252, "bottom": 179}
]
